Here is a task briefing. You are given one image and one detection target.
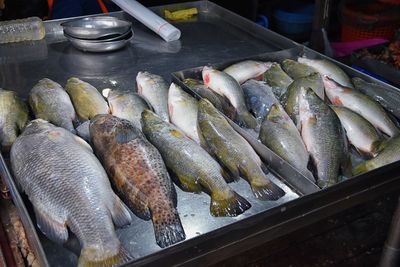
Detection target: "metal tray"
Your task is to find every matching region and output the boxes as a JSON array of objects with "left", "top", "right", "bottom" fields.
[
  {"left": 2, "top": 2, "right": 400, "bottom": 267},
  {"left": 0, "top": 1, "right": 303, "bottom": 266}
]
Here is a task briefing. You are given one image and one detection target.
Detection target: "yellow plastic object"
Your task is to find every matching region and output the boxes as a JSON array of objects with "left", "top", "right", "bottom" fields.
[{"left": 164, "top": 8, "right": 198, "bottom": 21}]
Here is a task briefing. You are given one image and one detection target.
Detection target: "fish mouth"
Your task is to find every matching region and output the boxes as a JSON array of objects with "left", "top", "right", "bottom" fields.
[{"left": 27, "top": 118, "right": 49, "bottom": 127}]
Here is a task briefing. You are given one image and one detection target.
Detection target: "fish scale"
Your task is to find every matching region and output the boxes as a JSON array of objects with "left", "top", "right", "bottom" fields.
[{"left": 11, "top": 119, "right": 131, "bottom": 266}]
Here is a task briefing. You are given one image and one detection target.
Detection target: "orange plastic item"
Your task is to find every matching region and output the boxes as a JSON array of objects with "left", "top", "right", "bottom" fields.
[{"left": 341, "top": 2, "right": 400, "bottom": 41}]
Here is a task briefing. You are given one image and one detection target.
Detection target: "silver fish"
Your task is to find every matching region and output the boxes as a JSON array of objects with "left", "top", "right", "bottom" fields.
[
  {"left": 136, "top": 71, "right": 169, "bottom": 122},
  {"left": 223, "top": 60, "right": 272, "bottom": 84},
  {"left": 11, "top": 119, "right": 132, "bottom": 266}
]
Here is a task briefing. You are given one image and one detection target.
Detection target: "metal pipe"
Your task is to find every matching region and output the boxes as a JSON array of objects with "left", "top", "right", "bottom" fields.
[{"left": 379, "top": 196, "right": 400, "bottom": 267}]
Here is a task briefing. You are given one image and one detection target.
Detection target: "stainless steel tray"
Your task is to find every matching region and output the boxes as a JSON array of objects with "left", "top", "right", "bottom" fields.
[{"left": 0, "top": 1, "right": 304, "bottom": 266}]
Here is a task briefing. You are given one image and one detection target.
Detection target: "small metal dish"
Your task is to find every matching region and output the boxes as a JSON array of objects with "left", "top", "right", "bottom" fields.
[
  {"left": 61, "top": 16, "right": 132, "bottom": 40},
  {"left": 65, "top": 30, "right": 133, "bottom": 53},
  {"left": 64, "top": 29, "right": 132, "bottom": 42}
]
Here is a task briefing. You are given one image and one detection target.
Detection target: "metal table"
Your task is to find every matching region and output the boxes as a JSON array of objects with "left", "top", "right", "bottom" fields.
[{"left": 1, "top": 1, "right": 400, "bottom": 266}]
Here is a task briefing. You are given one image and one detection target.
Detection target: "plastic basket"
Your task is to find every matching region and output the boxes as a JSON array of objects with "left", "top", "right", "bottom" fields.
[
  {"left": 341, "top": 1, "right": 400, "bottom": 41},
  {"left": 273, "top": 4, "right": 314, "bottom": 35}
]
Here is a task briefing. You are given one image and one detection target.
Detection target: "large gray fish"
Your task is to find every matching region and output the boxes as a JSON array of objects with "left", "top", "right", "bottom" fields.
[
  {"left": 284, "top": 73, "right": 324, "bottom": 125},
  {"left": 0, "top": 89, "right": 28, "bottom": 151},
  {"left": 136, "top": 71, "right": 169, "bottom": 122},
  {"left": 90, "top": 115, "right": 185, "bottom": 248},
  {"left": 298, "top": 57, "right": 353, "bottom": 88},
  {"left": 353, "top": 135, "right": 400, "bottom": 175},
  {"left": 102, "top": 88, "right": 149, "bottom": 130},
  {"left": 202, "top": 66, "right": 257, "bottom": 128},
  {"left": 242, "top": 79, "right": 280, "bottom": 122},
  {"left": 262, "top": 63, "right": 293, "bottom": 98},
  {"left": 259, "top": 103, "right": 315, "bottom": 182},
  {"left": 168, "top": 83, "right": 200, "bottom": 143},
  {"left": 141, "top": 110, "right": 251, "bottom": 217},
  {"left": 65, "top": 77, "right": 109, "bottom": 121},
  {"left": 352, "top": 77, "right": 400, "bottom": 119},
  {"left": 182, "top": 78, "right": 235, "bottom": 119},
  {"left": 197, "top": 99, "right": 285, "bottom": 200},
  {"left": 281, "top": 59, "right": 317, "bottom": 80},
  {"left": 29, "top": 78, "right": 76, "bottom": 133},
  {"left": 11, "top": 119, "right": 132, "bottom": 267},
  {"left": 299, "top": 88, "right": 346, "bottom": 188},
  {"left": 323, "top": 76, "right": 399, "bottom": 137},
  {"left": 331, "top": 106, "right": 381, "bottom": 157},
  {"left": 223, "top": 60, "right": 272, "bottom": 84}
]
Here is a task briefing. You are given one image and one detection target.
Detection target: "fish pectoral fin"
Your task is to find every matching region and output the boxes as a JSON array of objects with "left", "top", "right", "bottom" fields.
[
  {"left": 34, "top": 207, "right": 68, "bottom": 244},
  {"left": 177, "top": 175, "right": 202, "bottom": 193},
  {"left": 109, "top": 196, "right": 132, "bottom": 228},
  {"left": 220, "top": 167, "right": 240, "bottom": 183},
  {"left": 115, "top": 126, "right": 138, "bottom": 144}
]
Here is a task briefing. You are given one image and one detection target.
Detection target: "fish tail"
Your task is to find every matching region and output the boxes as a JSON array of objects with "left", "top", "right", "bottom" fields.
[
  {"left": 316, "top": 178, "right": 337, "bottom": 188},
  {"left": 152, "top": 209, "right": 186, "bottom": 248},
  {"left": 236, "top": 110, "right": 257, "bottom": 129},
  {"left": 250, "top": 180, "right": 285, "bottom": 201},
  {"left": 210, "top": 190, "right": 251, "bottom": 217},
  {"left": 78, "top": 244, "right": 132, "bottom": 267}
]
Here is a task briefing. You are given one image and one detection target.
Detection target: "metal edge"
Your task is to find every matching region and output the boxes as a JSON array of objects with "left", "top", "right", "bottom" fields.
[
  {"left": 127, "top": 160, "right": 400, "bottom": 266},
  {"left": 0, "top": 153, "right": 49, "bottom": 267}
]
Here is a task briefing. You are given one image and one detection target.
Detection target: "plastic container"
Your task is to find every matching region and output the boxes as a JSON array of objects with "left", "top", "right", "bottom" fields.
[
  {"left": 0, "top": 17, "right": 45, "bottom": 44},
  {"left": 341, "top": 2, "right": 400, "bottom": 41},
  {"left": 273, "top": 4, "right": 314, "bottom": 35}
]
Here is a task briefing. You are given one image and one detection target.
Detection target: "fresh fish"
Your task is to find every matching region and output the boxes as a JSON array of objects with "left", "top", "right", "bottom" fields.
[
  {"left": 202, "top": 66, "right": 257, "bottom": 129},
  {"left": 284, "top": 73, "right": 324, "bottom": 125},
  {"left": 242, "top": 79, "right": 279, "bottom": 122},
  {"left": 182, "top": 78, "right": 235, "bottom": 119},
  {"left": 298, "top": 57, "right": 353, "bottom": 88},
  {"left": 223, "top": 60, "right": 272, "bottom": 84},
  {"left": 353, "top": 135, "right": 400, "bottom": 175},
  {"left": 11, "top": 119, "right": 132, "bottom": 266},
  {"left": 0, "top": 89, "right": 28, "bottom": 151},
  {"left": 168, "top": 83, "right": 200, "bottom": 143},
  {"left": 262, "top": 63, "right": 293, "bottom": 98},
  {"left": 323, "top": 76, "right": 399, "bottom": 137},
  {"left": 352, "top": 77, "right": 400, "bottom": 119},
  {"left": 281, "top": 59, "right": 317, "bottom": 80},
  {"left": 29, "top": 78, "right": 76, "bottom": 133},
  {"left": 142, "top": 110, "right": 251, "bottom": 217},
  {"left": 102, "top": 88, "right": 149, "bottom": 130},
  {"left": 331, "top": 106, "right": 381, "bottom": 157},
  {"left": 136, "top": 71, "right": 169, "bottom": 122},
  {"left": 90, "top": 115, "right": 185, "bottom": 248},
  {"left": 65, "top": 77, "right": 109, "bottom": 121},
  {"left": 259, "top": 103, "right": 315, "bottom": 182},
  {"left": 197, "top": 99, "right": 285, "bottom": 200},
  {"left": 299, "top": 88, "right": 346, "bottom": 188}
]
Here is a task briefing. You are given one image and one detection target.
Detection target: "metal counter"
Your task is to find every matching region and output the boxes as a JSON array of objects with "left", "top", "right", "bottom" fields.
[{"left": 1, "top": 1, "right": 400, "bottom": 267}]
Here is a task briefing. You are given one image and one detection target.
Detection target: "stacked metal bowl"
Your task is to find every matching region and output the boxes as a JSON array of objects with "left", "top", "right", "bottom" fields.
[{"left": 61, "top": 16, "right": 133, "bottom": 52}]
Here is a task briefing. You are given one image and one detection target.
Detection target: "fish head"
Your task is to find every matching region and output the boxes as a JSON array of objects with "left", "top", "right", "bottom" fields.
[
  {"left": 267, "top": 103, "right": 289, "bottom": 123},
  {"left": 141, "top": 109, "right": 166, "bottom": 132},
  {"left": 23, "top": 119, "right": 55, "bottom": 135},
  {"left": 89, "top": 114, "right": 118, "bottom": 141},
  {"left": 198, "top": 98, "right": 227, "bottom": 124},
  {"left": 183, "top": 78, "right": 203, "bottom": 87},
  {"left": 282, "top": 59, "right": 296, "bottom": 69}
]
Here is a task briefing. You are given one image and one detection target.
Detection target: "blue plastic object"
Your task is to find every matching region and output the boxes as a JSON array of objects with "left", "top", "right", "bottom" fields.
[
  {"left": 257, "top": 15, "right": 269, "bottom": 28},
  {"left": 273, "top": 4, "right": 314, "bottom": 35},
  {"left": 351, "top": 65, "right": 391, "bottom": 84}
]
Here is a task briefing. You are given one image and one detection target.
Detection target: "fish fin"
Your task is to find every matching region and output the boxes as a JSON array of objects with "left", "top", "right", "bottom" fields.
[
  {"left": 78, "top": 244, "right": 132, "bottom": 267},
  {"left": 73, "top": 135, "right": 93, "bottom": 152},
  {"left": 76, "top": 121, "right": 91, "bottom": 142},
  {"left": 109, "top": 196, "right": 132, "bottom": 228},
  {"left": 152, "top": 209, "right": 186, "bottom": 248},
  {"left": 236, "top": 110, "right": 257, "bottom": 129},
  {"left": 177, "top": 174, "right": 202, "bottom": 193},
  {"left": 210, "top": 191, "right": 251, "bottom": 217},
  {"left": 250, "top": 180, "right": 285, "bottom": 201},
  {"left": 220, "top": 167, "right": 240, "bottom": 183},
  {"left": 370, "top": 140, "right": 382, "bottom": 157},
  {"left": 352, "top": 162, "right": 371, "bottom": 176},
  {"left": 260, "top": 163, "right": 269, "bottom": 174},
  {"left": 33, "top": 207, "right": 68, "bottom": 244},
  {"left": 340, "top": 153, "right": 353, "bottom": 178},
  {"left": 115, "top": 126, "right": 138, "bottom": 144}
]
